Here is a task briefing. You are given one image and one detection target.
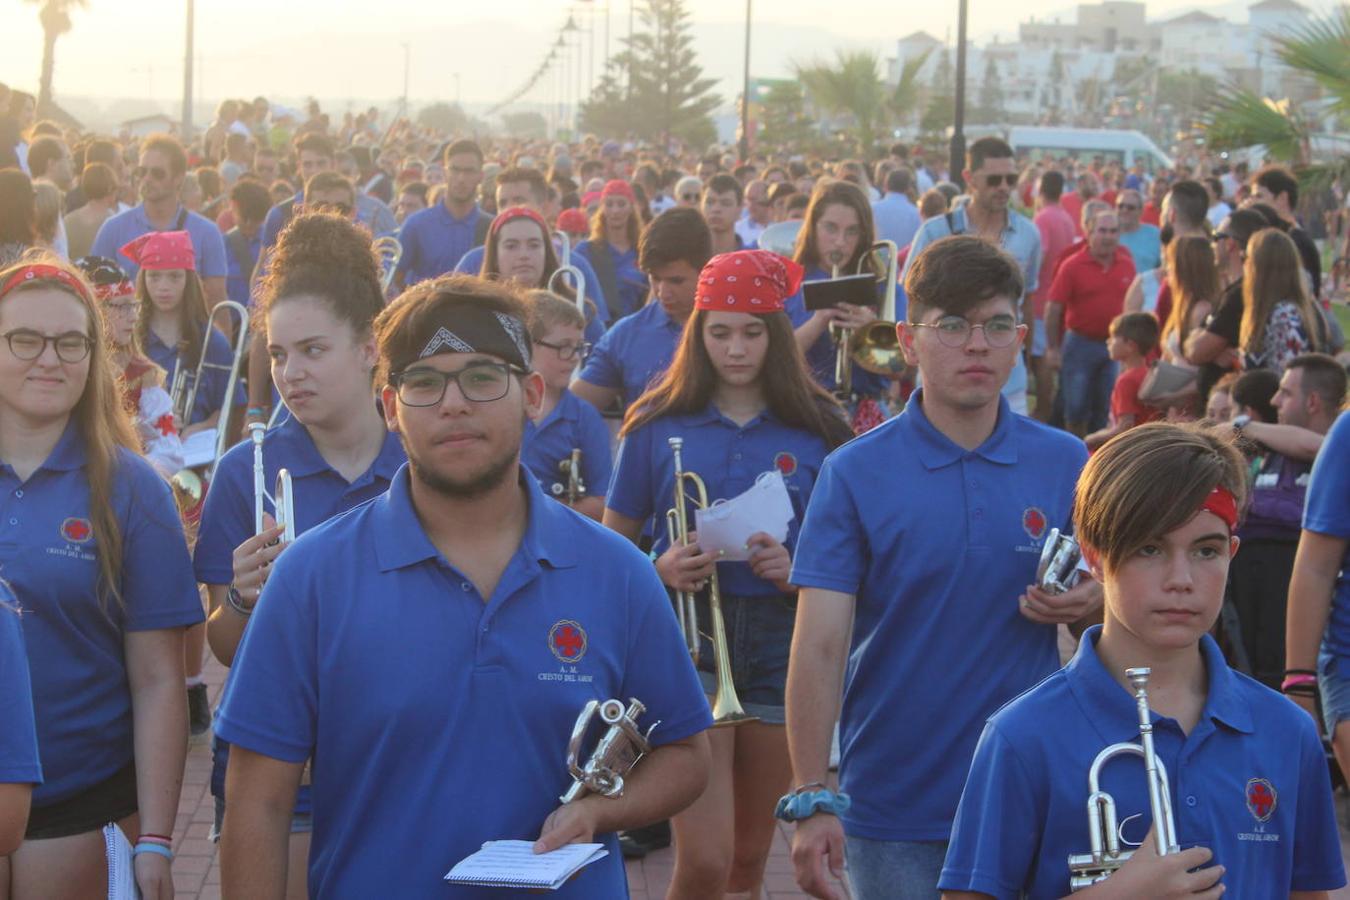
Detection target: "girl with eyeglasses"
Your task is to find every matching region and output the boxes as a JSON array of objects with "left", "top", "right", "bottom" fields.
[
  {"left": 0, "top": 253, "right": 202, "bottom": 898},
  {"left": 521, "top": 290, "right": 611, "bottom": 520},
  {"left": 122, "top": 231, "right": 240, "bottom": 441},
  {"left": 193, "top": 212, "right": 405, "bottom": 900},
  {"left": 479, "top": 206, "right": 605, "bottom": 344},
  {"left": 76, "top": 256, "right": 184, "bottom": 479},
  {"left": 604, "top": 250, "right": 853, "bottom": 900}
]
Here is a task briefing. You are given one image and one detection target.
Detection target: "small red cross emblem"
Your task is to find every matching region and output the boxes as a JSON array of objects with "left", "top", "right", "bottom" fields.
[
  {"left": 1246, "top": 778, "right": 1277, "bottom": 822},
  {"left": 61, "top": 517, "right": 92, "bottom": 543},
  {"left": 549, "top": 620, "right": 587, "bottom": 663}
]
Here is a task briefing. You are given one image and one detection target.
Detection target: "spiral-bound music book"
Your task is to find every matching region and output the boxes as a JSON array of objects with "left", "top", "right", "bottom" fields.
[
  {"left": 443, "top": 840, "right": 608, "bottom": 890},
  {"left": 103, "top": 823, "right": 140, "bottom": 899}
]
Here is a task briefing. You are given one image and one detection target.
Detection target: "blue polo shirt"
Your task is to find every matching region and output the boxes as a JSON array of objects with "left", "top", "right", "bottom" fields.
[
  {"left": 940, "top": 627, "right": 1345, "bottom": 897},
  {"left": 1119, "top": 222, "right": 1162, "bottom": 274},
  {"left": 577, "top": 300, "right": 684, "bottom": 407},
  {"left": 790, "top": 392, "right": 1087, "bottom": 840},
  {"left": 1306, "top": 411, "right": 1350, "bottom": 663},
  {"left": 215, "top": 465, "right": 712, "bottom": 898},
  {"left": 901, "top": 206, "right": 1042, "bottom": 406},
  {"left": 522, "top": 389, "right": 613, "bottom": 502},
  {"left": 195, "top": 412, "right": 406, "bottom": 804},
  {"left": 455, "top": 245, "right": 613, "bottom": 328},
  {"left": 90, "top": 204, "right": 228, "bottom": 282},
  {"left": 0, "top": 423, "right": 203, "bottom": 805},
  {"left": 575, "top": 240, "right": 648, "bottom": 319},
  {"left": 784, "top": 266, "right": 890, "bottom": 399},
  {"left": 608, "top": 405, "right": 832, "bottom": 598},
  {"left": 145, "top": 326, "right": 244, "bottom": 426},
  {"left": 224, "top": 229, "right": 262, "bottom": 306},
  {"left": 258, "top": 192, "right": 399, "bottom": 254},
  {"left": 0, "top": 591, "right": 41, "bottom": 787},
  {"left": 396, "top": 202, "right": 485, "bottom": 287}
]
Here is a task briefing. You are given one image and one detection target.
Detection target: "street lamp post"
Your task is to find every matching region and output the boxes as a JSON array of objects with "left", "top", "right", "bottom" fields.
[
  {"left": 949, "top": 0, "right": 968, "bottom": 189},
  {"left": 181, "top": 0, "right": 194, "bottom": 135},
  {"left": 739, "top": 0, "right": 751, "bottom": 162}
]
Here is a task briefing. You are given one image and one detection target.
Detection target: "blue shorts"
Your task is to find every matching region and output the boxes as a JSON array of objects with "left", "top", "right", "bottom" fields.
[
  {"left": 845, "top": 834, "right": 948, "bottom": 899},
  {"left": 1317, "top": 647, "right": 1350, "bottom": 735},
  {"left": 693, "top": 592, "right": 796, "bottom": 725}
]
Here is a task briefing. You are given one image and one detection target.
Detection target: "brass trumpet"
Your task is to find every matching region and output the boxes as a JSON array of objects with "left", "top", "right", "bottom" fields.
[
  {"left": 663, "top": 437, "right": 755, "bottom": 727},
  {"left": 1068, "top": 667, "right": 1180, "bottom": 890},
  {"left": 551, "top": 449, "right": 585, "bottom": 504},
  {"left": 547, "top": 264, "right": 587, "bottom": 317},
  {"left": 169, "top": 300, "right": 251, "bottom": 505},
  {"left": 373, "top": 235, "right": 403, "bottom": 293},
  {"left": 249, "top": 422, "right": 295, "bottom": 542},
  {"left": 850, "top": 240, "right": 905, "bottom": 377}
]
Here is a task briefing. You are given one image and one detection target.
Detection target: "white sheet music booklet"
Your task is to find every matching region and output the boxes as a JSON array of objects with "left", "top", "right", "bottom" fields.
[
  {"left": 444, "top": 840, "right": 608, "bottom": 890},
  {"left": 693, "top": 470, "right": 795, "bottom": 561}
]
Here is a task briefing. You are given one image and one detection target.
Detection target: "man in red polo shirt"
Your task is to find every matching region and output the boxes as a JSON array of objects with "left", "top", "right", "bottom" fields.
[{"left": 1044, "top": 209, "right": 1135, "bottom": 436}]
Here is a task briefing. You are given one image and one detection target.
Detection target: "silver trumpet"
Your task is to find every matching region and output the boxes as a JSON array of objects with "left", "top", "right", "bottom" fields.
[
  {"left": 1068, "top": 667, "right": 1181, "bottom": 890},
  {"left": 554, "top": 230, "right": 572, "bottom": 268},
  {"left": 248, "top": 422, "right": 295, "bottom": 542},
  {"left": 373, "top": 235, "right": 403, "bottom": 293},
  {"left": 1037, "top": 527, "right": 1085, "bottom": 595},
  {"left": 547, "top": 264, "right": 587, "bottom": 317},
  {"left": 559, "top": 698, "right": 658, "bottom": 804}
]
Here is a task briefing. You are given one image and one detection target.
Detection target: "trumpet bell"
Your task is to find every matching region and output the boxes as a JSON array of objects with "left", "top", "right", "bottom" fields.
[
  {"left": 171, "top": 468, "right": 204, "bottom": 510},
  {"left": 851, "top": 321, "right": 907, "bottom": 377}
]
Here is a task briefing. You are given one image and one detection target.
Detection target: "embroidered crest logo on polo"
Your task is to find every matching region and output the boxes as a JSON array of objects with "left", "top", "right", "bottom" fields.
[{"left": 60, "top": 517, "right": 93, "bottom": 544}]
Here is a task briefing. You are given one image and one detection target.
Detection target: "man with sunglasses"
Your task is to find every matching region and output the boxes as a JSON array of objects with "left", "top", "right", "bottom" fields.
[
  {"left": 90, "top": 133, "right": 229, "bottom": 312},
  {"left": 216, "top": 275, "right": 712, "bottom": 898},
  {"left": 786, "top": 236, "right": 1095, "bottom": 898},
  {"left": 901, "top": 136, "right": 1042, "bottom": 416},
  {"left": 1114, "top": 187, "right": 1160, "bottom": 274}
]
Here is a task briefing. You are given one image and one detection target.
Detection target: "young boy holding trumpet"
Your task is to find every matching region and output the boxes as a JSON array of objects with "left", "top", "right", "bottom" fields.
[{"left": 939, "top": 422, "right": 1345, "bottom": 899}]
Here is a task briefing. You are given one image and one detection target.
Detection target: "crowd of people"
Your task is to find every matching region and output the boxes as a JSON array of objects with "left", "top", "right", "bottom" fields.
[{"left": 2, "top": 81, "right": 1350, "bottom": 899}]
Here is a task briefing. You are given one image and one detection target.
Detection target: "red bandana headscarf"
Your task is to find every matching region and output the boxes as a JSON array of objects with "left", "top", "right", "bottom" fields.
[
  {"left": 695, "top": 250, "right": 804, "bottom": 314},
  {"left": 119, "top": 230, "right": 196, "bottom": 271}
]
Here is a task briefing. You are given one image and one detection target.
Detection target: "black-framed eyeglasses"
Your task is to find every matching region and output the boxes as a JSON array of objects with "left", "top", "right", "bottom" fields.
[
  {"left": 312, "top": 201, "right": 354, "bottom": 216},
  {"left": 3, "top": 329, "right": 94, "bottom": 362},
  {"left": 134, "top": 165, "right": 169, "bottom": 181},
  {"left": 983, "top": 173, "right": 1018, "bottom": 188},
  {"left": 104, "top": 300, "right": 139, "bottom": 316},
  {"left": 911, "top": 315, "right": 1020, "bottom": 348},
  {"left": 681, "top": 193, "right": 699, "bottom": 201},
  {"left": 390, "top": 361, "right": 527, "bottom": 406},
  {"left": 534, "top": 338, "right": 591, "bottom": 361}
]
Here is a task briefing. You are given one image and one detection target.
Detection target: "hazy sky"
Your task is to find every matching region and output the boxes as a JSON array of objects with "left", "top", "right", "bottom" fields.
[{"left": 0, "top": 0, "right": 1337, "bottom": 115}]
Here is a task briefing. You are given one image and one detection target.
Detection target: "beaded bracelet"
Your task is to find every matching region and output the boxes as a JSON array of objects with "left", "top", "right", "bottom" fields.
[{"left": 138, "top": 833, "right": 173, "bottom": 846}]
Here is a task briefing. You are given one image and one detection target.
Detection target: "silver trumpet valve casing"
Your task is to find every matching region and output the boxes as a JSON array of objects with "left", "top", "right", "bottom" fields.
[
  {"left": 1037, "top": 527, "right": 1085, "bottom": 595},
  {"left": 1068, "top": 667, "right": 1181, "bottom": 890},
  {"left": 560, "top": 698, "right": 659, "bottom": 804}
]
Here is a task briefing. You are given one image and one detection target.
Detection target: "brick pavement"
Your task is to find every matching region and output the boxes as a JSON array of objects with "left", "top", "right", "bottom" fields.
[{"left": 177, "top": 653, "right": 1350, "bottom": 900}]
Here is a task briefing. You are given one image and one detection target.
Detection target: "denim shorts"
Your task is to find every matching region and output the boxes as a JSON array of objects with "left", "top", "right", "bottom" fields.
[
  {"left": 210, "top": 795, "right": 313, "bottom": 843},
  {"left": 1317, "top": 648, "right": 1350, "bottom": 736},
  {"left": 845, "top": 834, "right": 948, "bottom": 899},
  {"left": 692, "top": 592, "right": 796, "bottom": 725}
]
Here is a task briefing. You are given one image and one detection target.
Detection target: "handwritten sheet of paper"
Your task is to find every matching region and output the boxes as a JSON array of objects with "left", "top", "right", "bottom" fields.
[
  {"left": 444, "top": 840, "right": 609, "bottom": 890},
  {"left": 694, "top": 471, "right": 795, "bottom": 561}
]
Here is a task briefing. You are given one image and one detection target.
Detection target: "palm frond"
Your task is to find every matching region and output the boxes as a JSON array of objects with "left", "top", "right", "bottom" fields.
[
  {"left": 1269, "top": 5, "right": 1350, "bottom": 112},
  {"left": 1203, "top": 85, "right": 1308, "bottom": 161},
  {"left": 890, "top": 48, "right": 932, "bottom": 117}
]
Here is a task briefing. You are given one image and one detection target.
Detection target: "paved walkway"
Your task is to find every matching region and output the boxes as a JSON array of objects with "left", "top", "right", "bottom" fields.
[{"left": 174, "top": 654, "right": 1350, "bottom": 899}]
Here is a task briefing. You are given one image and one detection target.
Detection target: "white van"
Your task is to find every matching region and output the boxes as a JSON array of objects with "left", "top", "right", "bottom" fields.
[{"left": 1008, "top": 126, "right": 1174, "bottom": 172}]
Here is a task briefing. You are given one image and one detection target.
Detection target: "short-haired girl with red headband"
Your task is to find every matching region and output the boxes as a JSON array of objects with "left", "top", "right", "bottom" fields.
[
  {"left": 0, "top": 254, "right": 202, "bottom": 897},
  {"left": 940, "top": 422, "right": 1344, "bottom": 899},
  {"left": 603, "top": 250, "right": 853, "bottom": 898}
]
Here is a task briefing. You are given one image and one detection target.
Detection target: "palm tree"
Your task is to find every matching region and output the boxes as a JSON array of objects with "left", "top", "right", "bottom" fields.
[
  {"left": 23, "top": 0, "right": 88, "bottom": 112},
  {"left": 796, "top": 50, "right": 887, "bottom": 156},
  {"left": 888, "top": 48, "right": 933, "bottom": 133},
  {"left": 1202, "top": 6, "right": 1349, "bottom": 188}
]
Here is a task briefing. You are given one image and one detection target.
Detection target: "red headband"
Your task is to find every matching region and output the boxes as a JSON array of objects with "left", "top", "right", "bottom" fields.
[
  {"left": 489, "top": 206, "right": 549, "bottom": 239},
  {"left": 600, "top": 179, "right": 635, "bottom": 203},
  {"left": 1198, "top": 484, "right": 1239, "bottom": 532},
  {"left": 695, "top": 250, "right": 803, "bottom": 314},
  {"left": 0, "top": 264, "right": 92, "bottom": 303},
  {"left": 94, "top": 280, "right": 135, "bottom": 301}
]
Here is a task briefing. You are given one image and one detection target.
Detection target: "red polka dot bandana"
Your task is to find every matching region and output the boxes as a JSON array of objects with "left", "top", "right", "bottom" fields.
[
  {"left": 0, "top": 264, "right": 91, "bottom": 303},
  {"left": 695, "top": 250, "right": 803, "bottom": 314},
  {"left": 119, "top": 230, "right": 196, "bottom": 271}
]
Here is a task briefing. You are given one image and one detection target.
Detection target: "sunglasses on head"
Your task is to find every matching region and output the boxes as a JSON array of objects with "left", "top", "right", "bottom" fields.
[
  {"left": 983, "top": 173, "right": 1018, "bottom": 188},
  {"left": 134, "top": 165, "right": 169, "bottom": 181}
]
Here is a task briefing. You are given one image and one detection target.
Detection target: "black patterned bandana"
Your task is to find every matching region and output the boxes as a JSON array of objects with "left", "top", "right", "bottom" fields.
[{"left": 393, "top": 303, "right": 532, "bottom": 373}]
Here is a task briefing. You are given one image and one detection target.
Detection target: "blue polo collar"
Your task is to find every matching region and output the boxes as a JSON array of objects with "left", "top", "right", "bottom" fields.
[
  {"left": 267, "top": 410, "right": 404, "bottom": 481},
  {"left": 897, "top": 389, "right": 1017, "bottom": 470},
  {"left": 1066, "top": 625, "right": 1255, "bottom": 745},
  {"left": 39, "top": 420, "right": 87, "bottom": 472},
  {"left": 373, "top": 463, "right": 579, "bottom": 573}
]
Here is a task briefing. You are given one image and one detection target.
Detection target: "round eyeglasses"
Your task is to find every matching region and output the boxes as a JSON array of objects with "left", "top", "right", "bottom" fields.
[
  {"left": 911, "top": 315, "right": 1020, "bottom": 349},
  {"left": 533, "top": 338, "right": 591, "bottom": 361},
  {"left": 3, "top": 329, "right": 94, "bottom": 363},
  {"left": 390, "top": 361, "right": 526, "bottom": 406}
]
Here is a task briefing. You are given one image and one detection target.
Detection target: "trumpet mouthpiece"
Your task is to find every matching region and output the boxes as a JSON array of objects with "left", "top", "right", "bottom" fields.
[
  {"left": 1125, "top": 667, "right": 1151, "bottom": 690},
  {"left": 668, "top": 437, "right": 683, "bottom": 451}
]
